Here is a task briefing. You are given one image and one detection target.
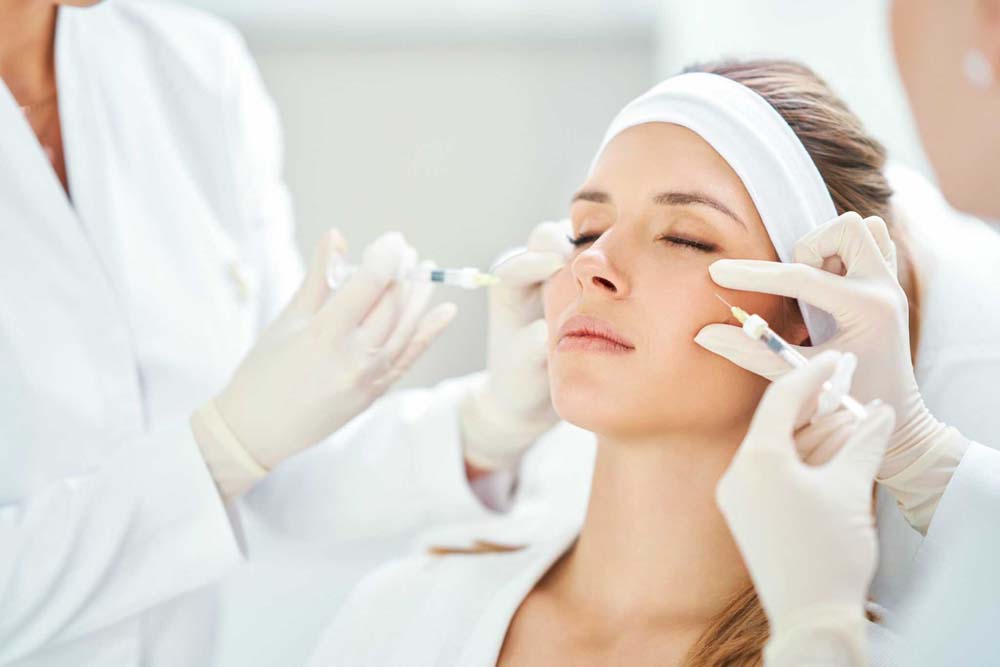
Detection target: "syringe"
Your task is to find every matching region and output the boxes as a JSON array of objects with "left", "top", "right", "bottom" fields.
[
  {"left": 715, "top": 294, "right": 867, "bottom": 420},
  {"left": 327, "top": 263, "right": 500, "bottom": 290}
]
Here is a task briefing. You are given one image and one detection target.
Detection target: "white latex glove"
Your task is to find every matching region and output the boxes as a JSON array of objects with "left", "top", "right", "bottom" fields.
[
  {"left": 192, "top": 230, "right": 457, "bottom": 497},
  {"left": 717, "top": 351, "right": 896, "bottom": 667},
  {"left": 695, "top": 212, "right": 969, "bottom": 533},
  {"left": 459, "top": 220, "right": 573, "bottom": 470}
]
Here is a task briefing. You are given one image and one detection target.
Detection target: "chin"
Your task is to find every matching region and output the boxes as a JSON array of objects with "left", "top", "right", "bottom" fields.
[{"left": 549, "top": 370, "right": 651, "bottom": 436}]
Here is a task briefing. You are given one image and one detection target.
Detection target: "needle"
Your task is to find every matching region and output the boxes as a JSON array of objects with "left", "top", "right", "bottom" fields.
[{"left": 715, "top": 293, "right": 735, "bottom": 310}]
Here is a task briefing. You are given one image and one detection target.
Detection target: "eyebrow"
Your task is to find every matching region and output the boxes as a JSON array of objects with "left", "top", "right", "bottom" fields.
[{"left": 571, "top": 189, "right": 748, "bottom": 231}]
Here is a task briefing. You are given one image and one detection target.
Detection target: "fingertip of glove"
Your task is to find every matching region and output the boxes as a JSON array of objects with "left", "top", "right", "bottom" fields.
[{"left": 426, "top": 302, "right": 458, "bottom": 329}]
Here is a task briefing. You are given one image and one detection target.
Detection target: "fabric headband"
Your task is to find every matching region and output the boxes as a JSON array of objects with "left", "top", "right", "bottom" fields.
[{"left": 591, "top": 72, "right": 838, "bottom": 344}]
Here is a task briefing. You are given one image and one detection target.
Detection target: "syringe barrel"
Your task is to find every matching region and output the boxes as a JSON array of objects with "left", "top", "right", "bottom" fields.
[{"left": 759, "top": 327, "right": 809, "bottom": 368}]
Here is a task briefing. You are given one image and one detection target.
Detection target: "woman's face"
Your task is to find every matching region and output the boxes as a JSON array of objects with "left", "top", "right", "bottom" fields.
[
  {"left": 544, "top": 123, "right": 807, "bottom": 441},
  {"left": 891, "top": 0, "right": 1000, "bottom": 219}
]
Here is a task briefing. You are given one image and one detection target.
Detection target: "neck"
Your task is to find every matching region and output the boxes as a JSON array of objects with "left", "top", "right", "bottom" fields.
[
  {"left": 0, "top": 1, "right": 58, "bottom": 104},
  {"left": 555, "top": 425, "right": 751, "bottom": 629}
]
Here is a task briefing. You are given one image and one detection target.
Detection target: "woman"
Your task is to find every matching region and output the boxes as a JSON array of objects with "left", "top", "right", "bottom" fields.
[{"left": 308, "top": 60, "right": 911, "bottom": 666}]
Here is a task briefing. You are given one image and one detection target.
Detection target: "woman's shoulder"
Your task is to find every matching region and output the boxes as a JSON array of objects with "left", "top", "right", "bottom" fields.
[{"left": 309, "top": 535, "right": 574, "bottom": 667}]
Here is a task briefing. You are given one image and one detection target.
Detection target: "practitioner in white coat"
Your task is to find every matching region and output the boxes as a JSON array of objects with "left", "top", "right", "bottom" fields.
[{"left": 0, "top": 1, "right": 567, "bottom": 664}]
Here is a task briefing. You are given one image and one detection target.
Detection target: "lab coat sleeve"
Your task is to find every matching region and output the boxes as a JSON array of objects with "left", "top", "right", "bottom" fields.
[
  {"left": 899, "top": 442, "right": 1000, "bottom": 664},
  {"left": 0, "top": 422, "right": 242, "bottom": 662},
  {"left": 241, "top": 373, "right": 503, "bottom": 545},
  {"left": 223, "top": 32, "right": 303, "bottom": 326},
  {"left": 921, "top": 441, "right": 1000, "bottom": 556}
]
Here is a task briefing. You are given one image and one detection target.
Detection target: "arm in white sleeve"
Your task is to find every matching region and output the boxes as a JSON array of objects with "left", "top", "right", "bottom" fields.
[
  {"left": 222, "top": 30, "right": 303, "bottom": 328},
  {"left": 902, "top": 444, "right": 1000, "bottom": 667},
  {"left": 919, "top": 441, "right": 1000, "bottom": 554},
  {"left": 239, "top": 373, "right": 508, "bottom": 546},
  {"left": 190, "top": 31, "right": 302, "bottom": 499},
  {"left": 0, "top": 423, "right": 241, "bottom": 663}
]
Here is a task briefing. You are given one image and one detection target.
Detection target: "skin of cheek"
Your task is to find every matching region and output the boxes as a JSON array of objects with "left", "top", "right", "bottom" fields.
[{"left": 543, "top": 258, "right": 787, "bottom": 441}]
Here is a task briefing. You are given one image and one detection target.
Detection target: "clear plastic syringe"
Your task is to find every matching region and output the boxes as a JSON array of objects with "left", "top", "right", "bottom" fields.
[
  {"left": 715, "top": 294, "right": 867, "bottom": 419},
  {"left": 327, "top": 263, "right": 500, "bottom": 290}
]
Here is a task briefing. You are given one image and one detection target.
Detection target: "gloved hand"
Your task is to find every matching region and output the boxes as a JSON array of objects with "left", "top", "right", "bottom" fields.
[
  {"left": 193, "top": 230, "right": 457, "bottom": 497},
  {"left": 716, "top": 351, "right": 895, "bottom": 667},
  {"left": 695, "top": 212, "right": 969, "bottom": 533},
  {"left": 459, "top": 220, "right": 573, "bottom": 471}
]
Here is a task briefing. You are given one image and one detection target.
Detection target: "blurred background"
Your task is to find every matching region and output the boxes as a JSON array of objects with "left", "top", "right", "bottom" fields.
[
  {"left": 162, "top": 2, "right": 932, "bottom": 665},
  {"left": 176, "top": 0, "right": 928, "bottom": 392}
]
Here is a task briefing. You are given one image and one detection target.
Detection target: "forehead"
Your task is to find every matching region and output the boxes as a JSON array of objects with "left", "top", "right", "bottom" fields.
[{"left": 587, "top": 123, "right": 767, "bottom": 235}]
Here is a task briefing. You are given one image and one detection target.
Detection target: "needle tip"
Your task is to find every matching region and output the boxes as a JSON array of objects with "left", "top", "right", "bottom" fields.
[{"left": 714, "top": 293, "right": 734, "bottom": 309}]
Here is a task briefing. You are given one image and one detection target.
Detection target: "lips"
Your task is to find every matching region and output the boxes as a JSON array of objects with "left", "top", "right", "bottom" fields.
[{"left": 557, "top": 315, "right": 635, "bottom": 354}]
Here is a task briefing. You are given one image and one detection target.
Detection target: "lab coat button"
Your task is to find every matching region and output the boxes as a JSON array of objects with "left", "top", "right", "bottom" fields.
[{"left": 228, "top": 261, "right": 254, "bottom": 302}]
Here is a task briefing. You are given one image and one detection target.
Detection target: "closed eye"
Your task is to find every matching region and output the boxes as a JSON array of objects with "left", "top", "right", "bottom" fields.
[
  {"left": 658, "top": 235, "right": 718, "bottom": 253},
  {"left": 568, "top": 233, "right": 601, "bottom": 247}
]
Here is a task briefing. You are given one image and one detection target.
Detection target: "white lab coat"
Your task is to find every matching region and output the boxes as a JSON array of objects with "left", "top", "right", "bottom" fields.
[
  {"left": 879, "top": 167, "right": 1000, "bottom": 664},
  {"left": 872, "top": 165, "right": 1000, "bottom": 612},
  {"left": 0, "top": 2, "right": 497, "bottom": 665},
  {"left": 0, "top": 1, "right": 286, "bottom": 663},
  {"left": 0, "top": 1, "right": 298, "bottom": 663}
]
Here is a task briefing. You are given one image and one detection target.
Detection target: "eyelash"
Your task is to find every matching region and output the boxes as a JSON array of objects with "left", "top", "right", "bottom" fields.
[
  {"left": 567, "top": 233, "right": 717, "bottom": 253},
  {"left": 567, "top": 233, "right": 600, "bottom": 247}
]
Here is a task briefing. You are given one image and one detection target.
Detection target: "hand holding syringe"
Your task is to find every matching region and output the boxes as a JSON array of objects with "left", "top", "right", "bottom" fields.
[{"left": 715, "top": 294, "right": 868, "bottom": 420}]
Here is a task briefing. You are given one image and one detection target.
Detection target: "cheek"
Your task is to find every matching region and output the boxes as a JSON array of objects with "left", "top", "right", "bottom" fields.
[{"left": 638, "top": 271, "right": 776, "bottom": 425}]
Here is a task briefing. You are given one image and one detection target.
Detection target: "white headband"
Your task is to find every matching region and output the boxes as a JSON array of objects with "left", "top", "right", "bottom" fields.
[{"left": 591, "top": 72, "right": 838, "bottom": 344}]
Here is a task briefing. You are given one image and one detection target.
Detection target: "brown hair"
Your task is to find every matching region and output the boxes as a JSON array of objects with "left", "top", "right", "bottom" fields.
[{"left": 679, "top": 58, "right": 918, "bottom": 667}]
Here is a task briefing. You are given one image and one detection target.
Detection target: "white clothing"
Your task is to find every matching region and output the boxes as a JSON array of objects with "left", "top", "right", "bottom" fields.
[
  {"left": 877, "top": 169, "right": 1000, "bottom": 659},
  {"left": 0, "top": 0, "right": 296, "bottom": 663},
  {"left": 0, "top": 2, "right": 497, "bottom": 665},
  {"left": 872, "top": 165, "right": 1000, "bottom": 609},
  {"left": 901, "top": 442, "right": 1000, "bottom": 665},
  {"left": 310, "top": 518, "right": 904, "bottom": 666},
  {"left": 217, "top": 415, "right": 594, "bottom": 667}
]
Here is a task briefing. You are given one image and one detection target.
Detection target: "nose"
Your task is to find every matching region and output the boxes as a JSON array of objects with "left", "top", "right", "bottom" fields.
[{"left": 571, "top": 243, "right": 630, "bottom": 299}]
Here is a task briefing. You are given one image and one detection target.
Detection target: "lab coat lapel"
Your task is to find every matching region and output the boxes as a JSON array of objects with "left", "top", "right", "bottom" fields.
[{"left": 0, "top": 10, "right": 144, "bottom": 487}]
